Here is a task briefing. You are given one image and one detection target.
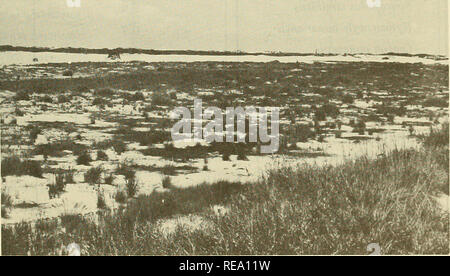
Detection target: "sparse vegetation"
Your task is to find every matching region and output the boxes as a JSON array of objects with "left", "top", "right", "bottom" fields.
[
  {"left": 84, "top": 167, "right": 103, "bottom": 185},
  {"left": 1, "top": 156, "right": 43, "bottom": 178},
  {"left": 104, "top": 173, "right": 114, "bottom": 185},
  {"left": 125, "top": 170, "right": 138, "bottom": 198},
  {"left": 76, "top": 152, "right": 92, "bottom": 166},
  {"left": 114, "top": 190, "right": 127, "bottom": 204},
  {"left": 54, "top": 172, "right": 66, "bottom": 193},
  {"left": 62, "top": 70, "right": 73, "bottom": 77},
  {"left": 97, "top": 192, "right": 107, "bottom": 209},
  {"left": 1, "top": 55, "right": 449, "bottom": 255},
  {"left": 1, "top": 192, "right": 13, "bottom": 218},
  {"left": 421, "top": 122, "right": 449, "bottom": 148},
  {"left": 96, "top": 150, "right": 108, "bottom": 161},
  {"left": 162, "top": 176, "right": 172, "bottom": 189},
  {"left": 4, "top": 142, "right": 447, "bottom": 255}
]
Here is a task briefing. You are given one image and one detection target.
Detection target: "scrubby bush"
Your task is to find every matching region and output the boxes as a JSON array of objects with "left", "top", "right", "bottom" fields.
[
  {"left": 58, "top": 95, "right": 71, "bottom": 103},
  {"left": 114, "top": 190, "right": 127, "bottom": 204},
  {"left": 294, "top": 124, "right": 315, "bottom": 142},
  {"left": 237, "top": 151, "right": 248, "bottom": 161},
  {"left": 84, "top": 167, "right": 103, "bottom": 185},
  {"left": 64, "top": 170, "right": 75, "bottom": 184},
  {"left": 54, "top": 172, "right": 66, "bottom": 193},
  {"left": 1, "top": 192, "right": 13, "bottom": 208},
  {"left": 34, "top": 141, "right": 87, "bottom": 158},
  {"left": 1, "top": 192, "right": 13, "bottom": 218},
  {"left": 134, "top": 131, "right": 170, "bottom": 146},
  {"left": 111, "top": 139, "right": 127, "bottom": 154},
  {"left": 39, "top": 95, "right": 53, "bottom": 103},
  {"left": 47, "top": 184, "right": 59, "bottom": 199},
  {"left": 316, "top": 103, "right": 340, "bottom": 120},
  {"left": 421, "top": 123, "right": 449, "bottom": 148},
  {"left": 126, "top": 177, "right": 138, "bottom": 198},
  {"left": 15, "top": 108, "right": 24, "bottom": 116},
  {"left": 123, "top": 169, "right": 137, "bottom": 198},
  {"left": 342, "top": 94, "right": 354, "bottom": 104},
  {"left": 23, "top": 160, "right": 43, "bottom": 178},
  {"left": 1, "top": 206, "right": 9, "bottom": 218},
  {"left": 1, "top": 156, "right": 42, "bottom": 178},
  {"left": 29, "top": 127, "right": 41, "bottom": 143},
  {"left": 14, "top": 91, "right": 30, "bottom": 101},
  {"left": 127, "top": 92, "right": 145, "bottom": 102},
  {"left": 162, "top": 176, "right": 172, "bottom": 189},
  {"left": 75, "top": 85, "right": 90, "bottom": 93},
  {"left": 76, "top": 152, "right": 92, "bottom": 166},
  {"left": 60, "top": 214, "right": 86, "bottom": 234},
  {"left": 97, "top": 192, "right": 107, "bottom": 209},
  {"left": 151, "top": 92, "right": 172, "bottom": 106},
  {"left": 62, "top": 70, "right": 73, "bottom": 77},
  {"left": 104, "top": 173, "right": 114, "bottom": 185},
  {"left": 92, "top": 97, "right": 106, "bottom": 106},
  {"left": 222, "top": 151, "right": 231, "bottom": 161},
  {"left": 96, "top": 150, "right": 108, "bottom": 161},
  {"left": 116, "top": 163, "right": 134, "bottom": 178},
  {"left": 94, "top": 88, "right": 114, "bottom": 97},
  {"left": 422, "top": 97, "right": 448, "bottom": 108},
  {"left": 161, "top": 165, "right": 177, "bottom": 176}
]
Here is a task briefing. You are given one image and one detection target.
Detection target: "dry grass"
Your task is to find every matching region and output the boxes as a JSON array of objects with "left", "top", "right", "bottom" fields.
[{"left": 2, "top": 127, "right": 448, "bottom": 255}]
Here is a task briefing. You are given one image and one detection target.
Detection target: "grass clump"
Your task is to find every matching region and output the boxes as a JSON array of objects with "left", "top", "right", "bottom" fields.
[
  {"left": 76, "top": 152, "right": 92, "bottom": 166},
  {"left": 125, "top": 171, "right": 138, "bottom": 198},
  {"left": 162, "top": 176, "right": 173, "bottom": 189},
  {"left": 1, "top": 192, "right": 13, "bottom": 218},
  {"left": 96, "top": 150, "right": 108, "bottom": 161},
  {"left": 421, "top": 123, "right": 449, "bottom": 148},
  {"left": 97, "top": 192, "right": 107, "bottom": 209},
  {"left": 104, "top": 173, "right": 114, "bottom": 185},
  {"left": 114, "top": 190, "right": 127, "bottom": 204},
  {"left": 84, "top": 167, "right": 103, "bottom": 185},
  {"left": 1, "top": 156, "right": 43, "bottom": 178},
  {"left": 62, "top": 70, "right": 73, "bottom": 77}
]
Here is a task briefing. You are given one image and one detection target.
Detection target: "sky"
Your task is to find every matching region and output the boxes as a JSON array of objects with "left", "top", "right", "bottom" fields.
[{"left": 0, "top": 0, "right": 448, "bottom": 55}]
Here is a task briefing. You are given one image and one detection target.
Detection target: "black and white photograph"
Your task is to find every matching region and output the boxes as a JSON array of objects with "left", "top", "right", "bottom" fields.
[{"left": 0, "top": 0, "right": 448, "bottom": 257}]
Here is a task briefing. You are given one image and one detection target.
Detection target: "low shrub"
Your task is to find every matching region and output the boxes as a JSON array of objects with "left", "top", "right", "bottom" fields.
[
  {"left": 1, "top": 192, "right": 13, "bottom": 218},
  {"left": 97, "top": 192, "right": 107, "bottom": 209},
  {"left": 96, "top": 150, "right": 108, "bottom": 161},
  {"left": 94, "top": 88, "right": 114, "bottom": 97},
  {"left": 421, "top": 123, "right": 449, "bottom": 148},
  {"left": 62, "top": 70, "right": 73, "bottom": 77},
  {"left": 58, "top": 95, "right": 71, "bottom": 103},
  {"left": 64, "top": 170, "right": 75, "bottom": 184},
  {"left": 1, "top": 192, "right": 13, "bottom": 208},
  {"left": 104, "top": 173, "right": 114, "bottom": 185},
  {"left": 1, "top": 156, "right": 43, "bottom": 178},
  {"left": 76, "top": 152, "right": 92, "bottom": 166},
  {"left": 125, "top": 172, "right": 138, "bottom": 198},
  {"left": 161, "top": 165, "right": 177, "bottom": 176},
  {"left": 29, "top": 127, "right": 41, "bottom": 143},
  {"left": 14, "top": 91, "right": 30, "bottom": 101},
  {"left": 162, "top": 176, "right": 173, "bottom": 189},
  {"left": 84, "top": 167, "right": 103, "bottom": 185},
  {"left": 54, "top": 172, "right": 66, "bottom": 193},
  {"left": 114, "top": 190, "right": 127, "bottom": 204}
]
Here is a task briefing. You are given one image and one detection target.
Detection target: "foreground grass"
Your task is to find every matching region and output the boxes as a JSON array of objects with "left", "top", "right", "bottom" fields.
[{"left": 2, "top": 128, "right": 449, "bottom": 255}]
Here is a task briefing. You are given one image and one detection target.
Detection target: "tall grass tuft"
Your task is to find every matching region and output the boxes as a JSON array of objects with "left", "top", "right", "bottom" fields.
[
  {"left": 125, "top": 171, "right": 138, "bottom": 198},
  {"left": 84, "top": 167, "right": 103, "bottom": 185},
  {"left": 1, "top": 156, "right": 43, "bottom": 178},
  {"left": 1, "top": 192, "right": 13, "bottom": 218}
]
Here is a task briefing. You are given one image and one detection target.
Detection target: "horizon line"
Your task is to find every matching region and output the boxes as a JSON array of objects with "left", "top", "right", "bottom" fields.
[{"left": 0, "top": 45, "right": 447, "bottom": 58}]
